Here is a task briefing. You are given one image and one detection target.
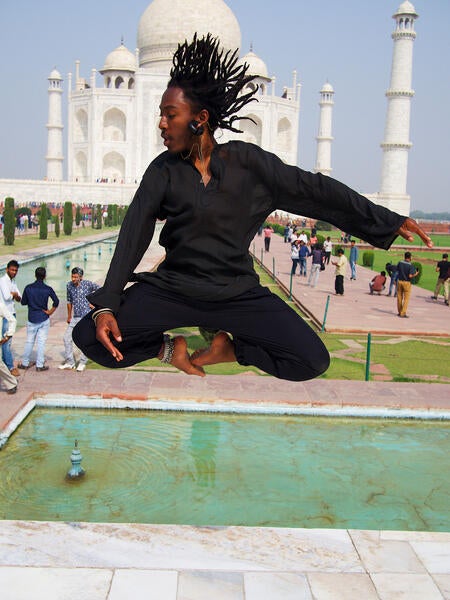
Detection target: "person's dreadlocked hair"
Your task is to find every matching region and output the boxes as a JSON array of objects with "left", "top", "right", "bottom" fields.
[{"left": 168, "top": 33, "right": 258, "bottom": 133}]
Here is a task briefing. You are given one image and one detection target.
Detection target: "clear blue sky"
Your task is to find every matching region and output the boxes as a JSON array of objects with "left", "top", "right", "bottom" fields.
[{"left": 1, "top": 0, "right": 448, "bottom": 212}]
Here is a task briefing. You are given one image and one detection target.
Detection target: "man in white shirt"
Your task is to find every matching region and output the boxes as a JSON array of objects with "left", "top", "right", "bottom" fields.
[
  {"left": 0, "top": 260, "right": 21, "bottom": 375},
  {"left": 0, "top": 300, "right": 18, "bottom": 393},
  {"left": 323, "top": 236, "right": 333, "bottom": 265}
]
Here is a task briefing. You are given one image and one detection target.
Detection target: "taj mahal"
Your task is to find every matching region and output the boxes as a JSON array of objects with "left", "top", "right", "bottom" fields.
[{"left": 0, "top": 0, "right": 419, "bottom": 216}]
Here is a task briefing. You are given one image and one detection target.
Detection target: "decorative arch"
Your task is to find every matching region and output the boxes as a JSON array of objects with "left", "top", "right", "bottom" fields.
[
  {"left": 239, "top": 114, "right": 262, "bottom": 146},
  {"left": 74, "top": 108, "right": 88, "bottom": 143},
  {"left": 103, "top": 108, "right": 126, "bottom": 141},
  {"left": 276, "top": 117, "right": 292, "bottom": 153},
  {"left": 115, "top": 76, "right": 124, "bottom": 89},
  {"left": 102, "top": 151, "right": 125, "bottom": 182},
  {"left": 74, "top": 151, "right": 87, "bottom": 181},
  {"left": 128, "top": 78, "right": 135, "bottom": 89}
]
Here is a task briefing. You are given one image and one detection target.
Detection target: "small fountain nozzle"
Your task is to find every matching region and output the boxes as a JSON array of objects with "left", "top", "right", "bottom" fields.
[{"left": 66, "top": 439, "right": 85, "bottom": 480}]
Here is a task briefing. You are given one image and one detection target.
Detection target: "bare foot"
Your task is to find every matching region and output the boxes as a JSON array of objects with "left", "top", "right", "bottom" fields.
[
  {"left": 191, "top": 331, "right": 236, "bottom": 367},
  {"left": 171, "top": 336, "right": 205, "bottom": 377}
]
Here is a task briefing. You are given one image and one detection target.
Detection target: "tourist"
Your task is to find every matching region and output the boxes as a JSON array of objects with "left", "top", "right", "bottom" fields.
[
  {"left": 0, "top": 300, "right": 18, "bottom": 394},
  {"left": 263, "top": 225, "right": 274, "bottom": 252},
  {"left": 73, "top": 33, "right": 432, "bottom": 383},
  {"left": 349, "top": 240, "right": 359, "bottom": 280},
  {"left": 369, "top": 271, "right": 387, "bottom": 295},
  {"left": 290, "top": 240, "right": 300, "bottom": 275},
  {"left": 396, "top": 252, "right": 418, "bottom": 318},
  {"left": 307, "top": 244, "right": 324, "bottom": 287},
  {"left": 385, "top": 262, "right": 399, "bottom": 297},
  {"left": 332, "top": 248, "right": 348, "bottom": 295},
  {"left": 431, "top": 253, "right": 449, "bottom": 306},
  {"left": 298, "top": 240, "right": 310, "bottom": 277},
  {"left": 0, "top": 259, "right": 21, "bottom": 376},
  {"left": 18, "top": 267, "right": 59, "bottom": 371},
  {"left": 58, "top": 267, "right": 99, "bottom": 372},
  {"left": 323, "top": 236, "right": 332, "bottom": 265}
]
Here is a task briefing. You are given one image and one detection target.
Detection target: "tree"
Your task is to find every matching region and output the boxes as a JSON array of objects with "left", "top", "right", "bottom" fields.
[
  {"left": 39, "top": 203, "right": 48, "bottom": 240},
  {"left": 107, "top": 205, "right": 113, "bottom": 227},
  {"left": 54, "top": 214, "right": 60, "bottom": 238},
  {"left": 96, "top": 204, "right": 103, "bottom": 229},
  {"left": 3, "top": 197, "right": 15, "bottom": 246},
  {"left": 75, "top": 205, "right": 82, "bottom": 227},
  {"left": 63, "top": 201, "right": 73, "bottom": 235}
]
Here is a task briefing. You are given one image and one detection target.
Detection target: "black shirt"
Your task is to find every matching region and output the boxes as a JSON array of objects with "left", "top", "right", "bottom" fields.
[
  {"left": 437, "top": 260, "right": 449, "bottom": 280},
  {"left": 89, "top": 141, "right": 405, "bottom": 312}
]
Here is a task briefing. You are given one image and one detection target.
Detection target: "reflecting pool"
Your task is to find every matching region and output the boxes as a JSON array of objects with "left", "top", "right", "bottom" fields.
[{"left": 0, "top": 408, "right": 448, "bottom": 531}]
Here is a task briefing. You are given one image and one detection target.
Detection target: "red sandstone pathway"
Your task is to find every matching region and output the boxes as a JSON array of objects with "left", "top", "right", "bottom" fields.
[{"left": 251, "top": 233, "right": 450, "bottom": 336}]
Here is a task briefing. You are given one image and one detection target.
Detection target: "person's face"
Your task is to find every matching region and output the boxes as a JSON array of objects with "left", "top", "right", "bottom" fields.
[
  {"left": 6, "top": 265, "right": 18, "bottom": 279},
  {"left": 71, "top": 273, "right": 81, "bottom": 286},
  {"left": 158, "top": 87, "right": 200, "bottom": 154}
]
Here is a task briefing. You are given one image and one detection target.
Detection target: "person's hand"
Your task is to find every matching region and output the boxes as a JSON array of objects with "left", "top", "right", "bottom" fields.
[
  {"left": 11, "top": 292, "right": 20, "bottom": 301},
  {"left": 396, "top": 217, "right": 433, "bottom": 248},
  {"left": 0, "top": 335, "right": 11, "bottom": 345},
  {"left": 95, "top": 312, "right": 123, "bottom": 362}
]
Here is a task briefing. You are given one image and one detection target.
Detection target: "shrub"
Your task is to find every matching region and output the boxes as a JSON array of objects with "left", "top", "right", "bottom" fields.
[
  {"left": 75, "top": 205, "right": 82, "bottom": 227},
  {"left": 39, "top": 203, "right": 48, "bottom": 240},
  {"left": 96, "top": 204, "right": 103, "bottom": 229},
  {"left": 362, "top": 251, "right": 375, "bottom": 267},
  {"left": 54, "top": 214, "right": 60, "bottom": 237},
  {"left": 316, "top": 234, "right": 325, "bottom": 246},
  {"left": 411, "top": 261, "right": 422, "bottom": 284},
  {"left": 3, "top": 197, "right": 15, "bottom": 246},
  {"left": 63, "top": 201, "right": 73, "bottom": 235},
  {"left": 14, "top": 206, "right": 31, "bottom": 217},
  {"left": 315, "top": 220, "right": 333, "bottom": 231},
  {"left": 266, "top": 222, "right": 284, "bottom": 236}
]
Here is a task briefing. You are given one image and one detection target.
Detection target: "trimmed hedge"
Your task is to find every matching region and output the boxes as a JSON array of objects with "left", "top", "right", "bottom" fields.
[
  {"left": 362, "top": 251, "right": 375, "bottom": 268},
  {"left": 39, "top": 203, "right": 48, "bottom": 240},
  {"left": 412, "top": 261, "right": 422, "bottom": 284},
  {"left": 3, "top": 197, "right": 15, "bottom": 246},
  {"left": 63, "top": 201, "right": 73, "bottom": 235}
]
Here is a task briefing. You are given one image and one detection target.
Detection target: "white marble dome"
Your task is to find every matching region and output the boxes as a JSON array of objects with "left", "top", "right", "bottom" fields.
[
  {"left": 239, "top": 50, "right": 269, "bottom": 79},
  {"left": 48, "top": 68, "right": 62, "bottom": 80},
  {"left": 101, "top": 43, "right": 136, "bottom": 72},
  {"left": 395, "top": 1, "right": 418, "bottom": 16},
  {"left": 321, "top": 82, "right": 334, "bottom": 93},
  {"left": 137, "top": 0, "right": 241, "bottom": 71}
]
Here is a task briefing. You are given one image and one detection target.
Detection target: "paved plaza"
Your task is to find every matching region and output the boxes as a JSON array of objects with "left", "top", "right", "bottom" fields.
[{"left": 0, "top": 231, "right": 449, "bottom": 599}]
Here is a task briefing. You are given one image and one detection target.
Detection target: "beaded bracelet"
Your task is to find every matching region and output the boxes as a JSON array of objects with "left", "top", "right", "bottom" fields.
[{"left": 160, "top": 334, "right": 175, "bottom": 364}]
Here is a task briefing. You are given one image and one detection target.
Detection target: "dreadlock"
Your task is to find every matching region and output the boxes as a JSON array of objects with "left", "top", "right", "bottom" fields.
[{"left": 168, "top": 33, "right": 258, "bottom": 133}]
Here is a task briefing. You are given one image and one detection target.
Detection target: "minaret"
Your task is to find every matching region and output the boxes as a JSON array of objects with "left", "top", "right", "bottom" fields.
[
  {"left": 379, "top": 1, "right": 418, "bottom": 214},
  {"left": 314, "top": 82, "right": 334, "bottom": 176},
  {"left": 46, "top": 69, "right": 64, "bottom": 181}
]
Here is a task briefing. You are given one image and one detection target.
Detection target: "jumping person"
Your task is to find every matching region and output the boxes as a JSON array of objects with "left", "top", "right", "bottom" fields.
[{"left": 73, "top": 33, "right": 432, "bottom": 382}]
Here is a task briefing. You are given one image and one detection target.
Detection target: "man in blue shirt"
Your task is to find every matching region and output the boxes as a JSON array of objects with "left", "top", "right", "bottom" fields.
[
  {"left": 349, "top": 240, "right": 359, "bottom": 280},
  {"left": 58, "top": 267, "right": 99, "bottom": 372},
  {"left": 18, "top": 267, "right": 59, "bottom": 371},
  {"left": 396, "top": 252, "right": 418, "bottom": 318}
]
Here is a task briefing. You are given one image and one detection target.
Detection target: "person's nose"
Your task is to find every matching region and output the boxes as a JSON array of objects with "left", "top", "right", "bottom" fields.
[{"left": 159, "top": 116, "right": 167, "bottom": 130}]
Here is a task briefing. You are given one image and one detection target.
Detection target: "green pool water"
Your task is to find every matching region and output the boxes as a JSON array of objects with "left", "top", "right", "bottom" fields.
[{"left": 0, "top": 408, "right": 449, "bottom": 531}]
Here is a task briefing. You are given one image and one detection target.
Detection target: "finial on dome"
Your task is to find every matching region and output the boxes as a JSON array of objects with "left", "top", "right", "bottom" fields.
[
  {"left": 121, "top": 35, "right": 124, "bottom": 45},
  {"left": 250, "top": 42, "right": 253, "bottom": 52}
]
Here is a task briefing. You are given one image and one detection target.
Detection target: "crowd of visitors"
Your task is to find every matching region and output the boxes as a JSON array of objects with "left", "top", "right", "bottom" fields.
[{"left": 0, "top": 261, "right": 98, "bottom": 394}]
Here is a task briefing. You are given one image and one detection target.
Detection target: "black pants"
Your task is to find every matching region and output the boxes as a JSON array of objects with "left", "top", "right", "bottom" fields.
[
  {"left": 264, "top": 237, "right": 271, "bottom": 251},
  {"left": 73, "top": 282, "right": 330, "bottom": 382},
  {"left": 335, "top": 275, "right": 344, "bottom": 295}
]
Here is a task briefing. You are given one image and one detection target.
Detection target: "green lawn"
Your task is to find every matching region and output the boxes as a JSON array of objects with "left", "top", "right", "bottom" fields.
[{"left": 0, "top": 226, "right": 120, "bottom": 257}]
